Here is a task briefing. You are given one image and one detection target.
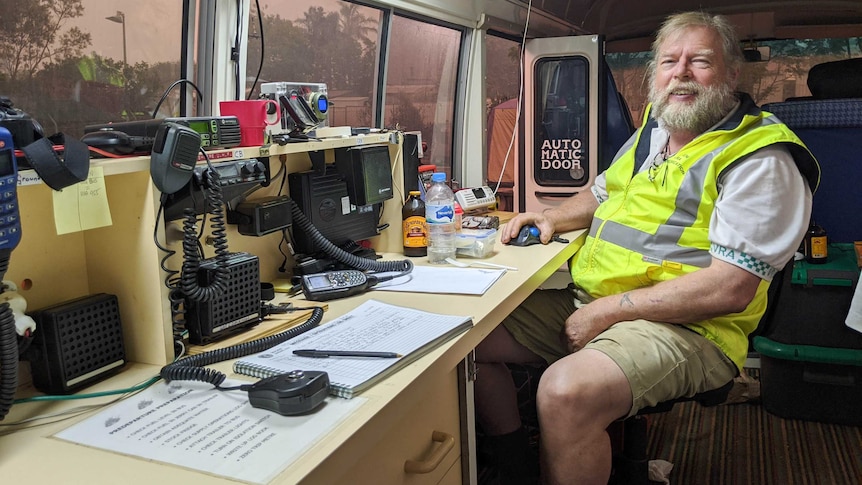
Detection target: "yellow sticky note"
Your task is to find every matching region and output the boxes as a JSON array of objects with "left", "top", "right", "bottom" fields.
[{"left": 52, "top": 166, "right": 113, "bottom": 235}]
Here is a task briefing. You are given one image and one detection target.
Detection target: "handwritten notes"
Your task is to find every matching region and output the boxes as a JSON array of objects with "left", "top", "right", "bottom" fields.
[{"left": 51, "top": 166, "right": 113, "bottom": 234}]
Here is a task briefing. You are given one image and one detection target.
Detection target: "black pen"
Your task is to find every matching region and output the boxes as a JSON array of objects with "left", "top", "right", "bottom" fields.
[{"left": 293, "top": 349, "right": 402, "bottom": 358}]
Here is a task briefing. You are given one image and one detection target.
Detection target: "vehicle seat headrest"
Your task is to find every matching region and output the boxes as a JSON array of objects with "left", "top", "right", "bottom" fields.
[{"left": 807, "top": 58, "right": 862, "bottom": 99}]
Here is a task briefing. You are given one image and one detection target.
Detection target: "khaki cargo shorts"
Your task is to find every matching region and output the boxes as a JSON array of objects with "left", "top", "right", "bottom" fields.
[{"left": 502, "top": 285, "right": 738, "bottom": 416}]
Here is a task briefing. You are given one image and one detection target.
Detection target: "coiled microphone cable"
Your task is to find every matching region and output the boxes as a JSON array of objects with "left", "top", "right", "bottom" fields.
[
  {"left": 160, "top": 306, "right": 324, "bottom": 388},
  {"left": 288, "top": 197, "right": 412, "bottom": 275},
  {"left": 179, "top": 169, "right": 230, "bottom": 302}
]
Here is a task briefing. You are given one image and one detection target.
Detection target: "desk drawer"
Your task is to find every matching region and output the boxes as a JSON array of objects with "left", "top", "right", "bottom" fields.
[{"left": 316, "top": 367, "right": 462, "bottom": 485}]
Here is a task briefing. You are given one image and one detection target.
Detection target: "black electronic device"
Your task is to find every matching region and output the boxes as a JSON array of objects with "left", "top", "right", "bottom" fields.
[
  {"left": 0, "top": 126, "right": 21, "bottom": 421},
  {"left": 227, "top": 195, "right": 292, "bottom": 236},
  {"left": 166, "top": 116, "right": 242, "bottom": 149},
  {"left": 280, "top": 92, "right": 318, "bottom": 130},
  {"left": 26, "top": 294, "right": 125, "bottom": 395},
  {"left": 84, "top": 119, "right": 162, "bottom": 154},
  {"left": 0, "top": 97, "right": 44, "bottom": 151},
  {"left": 81, "top": 130, "right": 153, "bottom": 155},
  {"left": 150, "top": 122, "right": 200, "bottom": 195},
  {"left": 184, "top": 252, "right": 262, "bottom": 345},
  {"left": 334, "top": 144, "right": 394, "bottom": 206},
  {"left": 287, "top": 165, "right": 380, "bottom": 256},
  {"left": 402, "top": 131, "right": 423, "bottom": 192},
  {"left": 0, "top": 128, "right": 22, "bottom": 251},
  {"left": 85, "top": 115, "right": 242, "bottom": 152},
  {"left": 247, "top": 370, "right": 330, "bottom": 415},
  {"left": 507, "top": 225, "right": 542, "bottom": 246},
  {"left": 85, "top": 118, "right": 163, "bottom": 137},
  {"left": 163, "top": 158, "right": 269, "bottom": 221},
  {"left": 300, "top": 269, "right": 381, "bottom": 301}
]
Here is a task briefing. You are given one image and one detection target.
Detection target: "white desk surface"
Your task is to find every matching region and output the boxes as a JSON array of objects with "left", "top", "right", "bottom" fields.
[{"left": 0, "top": 230, "right": 582, "bottom": 484}]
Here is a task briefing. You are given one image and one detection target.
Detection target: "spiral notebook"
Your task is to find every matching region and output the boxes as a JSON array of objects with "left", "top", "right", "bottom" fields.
[{"left": 233, "top": 299, "right": 473, "bottom": 398}]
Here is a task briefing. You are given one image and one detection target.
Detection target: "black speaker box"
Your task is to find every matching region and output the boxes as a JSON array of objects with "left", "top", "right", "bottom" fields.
[
  {"left": 334, "top": 144, "right": 393, "bottom": 205},
  {"left": 288, "top": 165, "right": 380, "bottom": 256},
  {"left": 402, "top": 131, "right": 423, "bottom": 193},
  {"left": 185, "top": 252, "right": 262, "bottom": 345},
  {"left": 27, "top": 293, "right": 126, "bottom": 395}
]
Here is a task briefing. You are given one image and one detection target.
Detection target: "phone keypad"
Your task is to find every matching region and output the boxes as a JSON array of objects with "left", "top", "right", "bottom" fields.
[
  {"left": 0, "top": 170, "right": 21, "bottom": 249},
  {"left": 330, "top": 271, "right": 366, "bottom": 287}
]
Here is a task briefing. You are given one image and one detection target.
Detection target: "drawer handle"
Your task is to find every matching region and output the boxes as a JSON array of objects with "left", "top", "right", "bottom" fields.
[{"left": 403, "top": 430, "right": 455, "bottom": 474}]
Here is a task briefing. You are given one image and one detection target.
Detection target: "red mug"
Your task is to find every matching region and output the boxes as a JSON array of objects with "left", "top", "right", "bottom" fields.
[{"left": 219, "top": 99, "right": 280, "bottom": 147}]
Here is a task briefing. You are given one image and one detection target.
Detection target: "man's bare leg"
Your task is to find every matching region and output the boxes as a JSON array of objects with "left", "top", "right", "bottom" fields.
[{"left": 537, "top": 349, "right": 632, "bottom": 485}]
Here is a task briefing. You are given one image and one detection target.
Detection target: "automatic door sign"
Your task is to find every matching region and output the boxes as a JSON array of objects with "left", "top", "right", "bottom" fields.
[{"left": 536, "top": 137, "right": 587, "bottom": 186}]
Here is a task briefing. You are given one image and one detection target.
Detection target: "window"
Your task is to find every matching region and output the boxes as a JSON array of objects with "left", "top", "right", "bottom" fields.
[
  {"left": 244, "top": 0, "right": 382, "bottom": 128},
  {"left": 244, "top": 2, "right": 465, "bottom": 178},
  {"left": 384, "top": 15, "right": 463, "bottom": 179},
  {"left": 532, "top": 57, "right": 590, "bottom": 187},
  {"left": 606, "top": 37, "right": 862, "bottom": 119},
  {"left": 485, "top": 34, "right": 521, "bottom": 187},
  {"left": 1, "top": 1, "right": 189, "bottom": 140}
]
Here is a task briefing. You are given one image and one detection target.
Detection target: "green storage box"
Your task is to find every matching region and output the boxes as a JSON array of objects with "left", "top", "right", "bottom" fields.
[
  {"left": 754, "top": 243, "right": 862, "bottom": 425},
  {"left": 754, "top": 336, "right": 862, "bottom": 425},
  {"left": 766, "top": 243, "right": 861, "bottom": 349}
]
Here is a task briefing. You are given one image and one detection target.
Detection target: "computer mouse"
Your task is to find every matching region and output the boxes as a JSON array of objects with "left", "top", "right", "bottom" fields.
[{"left": 507, "top": 225, "right": 541, "bottom": 246}]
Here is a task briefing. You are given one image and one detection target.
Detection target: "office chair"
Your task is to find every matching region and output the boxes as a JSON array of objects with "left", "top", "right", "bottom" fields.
[
  {"left": 762, "top": 58, "right": 862, "bottom": 244},
  {"left": 608, "top": 380, "right": 734, "bottom": 485},
  {"left": 503, "top": 362, "right": 734, "bottom": 485}
]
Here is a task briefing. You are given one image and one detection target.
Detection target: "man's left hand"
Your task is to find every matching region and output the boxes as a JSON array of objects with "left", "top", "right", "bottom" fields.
[{"left": 560, "top": 302, "right": 614, "bottom": 353}]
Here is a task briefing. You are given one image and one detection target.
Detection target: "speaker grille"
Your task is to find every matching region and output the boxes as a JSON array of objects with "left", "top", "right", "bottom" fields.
[
  {"left": 28, "top": 294, "right": 125, "bottom": 394},
  {"left": 185, "top": 252, "right": 262, "bottom": 345}
]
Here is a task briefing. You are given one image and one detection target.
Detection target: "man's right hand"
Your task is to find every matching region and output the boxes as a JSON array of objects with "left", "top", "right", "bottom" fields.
[{"left": 500, "top": 212, "right": 557, "bottom": 245}]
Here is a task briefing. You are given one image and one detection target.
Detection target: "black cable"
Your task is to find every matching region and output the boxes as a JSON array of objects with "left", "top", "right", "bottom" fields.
[
  {"left": 176, "top": 148, "right": 231, "bottom": 303},
  {"left": 288, "top": 198, "right": 412, "bottom": 274},
  {"left": 0, "top": 302, "right": 15, "bottom": 421},
  {"left": 152, "top": 197, "right": 187, "bottom": 351},
  {"left": 179, "top": 169, "right": 230, "bottom": 302},
  {"left": 159, "top": 306, "right": 324, "bottom": 387},
  {"left": 247, "top": 0, "right": 266, "bottom": 100},
  {"left": 0, "top": 250, "right": 16, "bottom": 421},
  {"left": 151, "top": 79, "right": 204, "bottom": 118},
  {"left": 233, "top": 0, "right": 242, "bottom": 101}
]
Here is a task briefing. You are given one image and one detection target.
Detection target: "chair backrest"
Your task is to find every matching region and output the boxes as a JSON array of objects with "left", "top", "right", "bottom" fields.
[{"left": 762, "top": 59, "right": 862, "bottom": 243}]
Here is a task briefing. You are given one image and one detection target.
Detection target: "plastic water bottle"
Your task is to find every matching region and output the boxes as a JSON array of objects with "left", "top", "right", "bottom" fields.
[{"left": 425, "top": 172, "right": 457, "bottom": 264}]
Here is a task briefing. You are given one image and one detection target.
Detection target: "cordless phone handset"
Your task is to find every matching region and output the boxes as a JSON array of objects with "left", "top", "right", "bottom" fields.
[
  {"left": 0, "top": 126, "right": 21, "bottom": 422},
  {"left": 0, "top": 127, "right": 22, "bottom": 252}
]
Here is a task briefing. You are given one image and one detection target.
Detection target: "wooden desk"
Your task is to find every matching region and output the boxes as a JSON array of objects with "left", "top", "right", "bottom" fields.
[{"left": 0, "top": 231, "right": 581, "bottom": 484}]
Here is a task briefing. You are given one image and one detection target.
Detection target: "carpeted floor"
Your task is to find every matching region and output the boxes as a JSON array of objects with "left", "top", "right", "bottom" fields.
[
  {"left": 646, "top": 383, "right": 862, "bottom": 484},
  {"left": 478, "top": 366, "right": 862, "bottom": 484}
]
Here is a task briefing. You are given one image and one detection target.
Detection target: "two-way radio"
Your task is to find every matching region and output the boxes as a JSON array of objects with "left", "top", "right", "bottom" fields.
[
  {"left": 0, "top": 129, "right": 22, "bottom": 251},
  {"left": 0, "top": 126, "right": 22, "bottom": 421},
  {"left": 300, "top": 270, "right": 377, "bottom": 301},
  {"left": 85, "top": 116, "right": 242, "bottom": 154},
  {"left": 166, "top": 116, "right": 242, "bottom": 149}
]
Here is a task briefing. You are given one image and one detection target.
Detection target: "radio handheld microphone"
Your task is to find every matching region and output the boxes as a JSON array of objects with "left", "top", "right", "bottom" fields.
[{"left": 150, "top": 121, "right": 201, "bottom": 194}]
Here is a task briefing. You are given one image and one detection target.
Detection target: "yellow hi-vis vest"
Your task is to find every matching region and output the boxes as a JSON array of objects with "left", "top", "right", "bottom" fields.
[{"left": 570, "top": 93, "right": 820, "bottom": 370}]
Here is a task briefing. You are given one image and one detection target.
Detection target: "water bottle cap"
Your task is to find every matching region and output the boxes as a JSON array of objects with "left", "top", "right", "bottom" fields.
[{"left": 431, "top": 172, "right": 446, "bottom": 182}]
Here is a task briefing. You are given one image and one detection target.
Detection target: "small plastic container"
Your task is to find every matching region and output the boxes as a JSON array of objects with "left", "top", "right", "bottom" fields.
[{"left": 455, "top": 228, "right": 497, "bottom": 258}]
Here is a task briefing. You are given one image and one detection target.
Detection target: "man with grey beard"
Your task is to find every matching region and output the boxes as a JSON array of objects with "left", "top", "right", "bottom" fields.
[{"left": 475, "top": 11, "right": 820, "bottom": 485}]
